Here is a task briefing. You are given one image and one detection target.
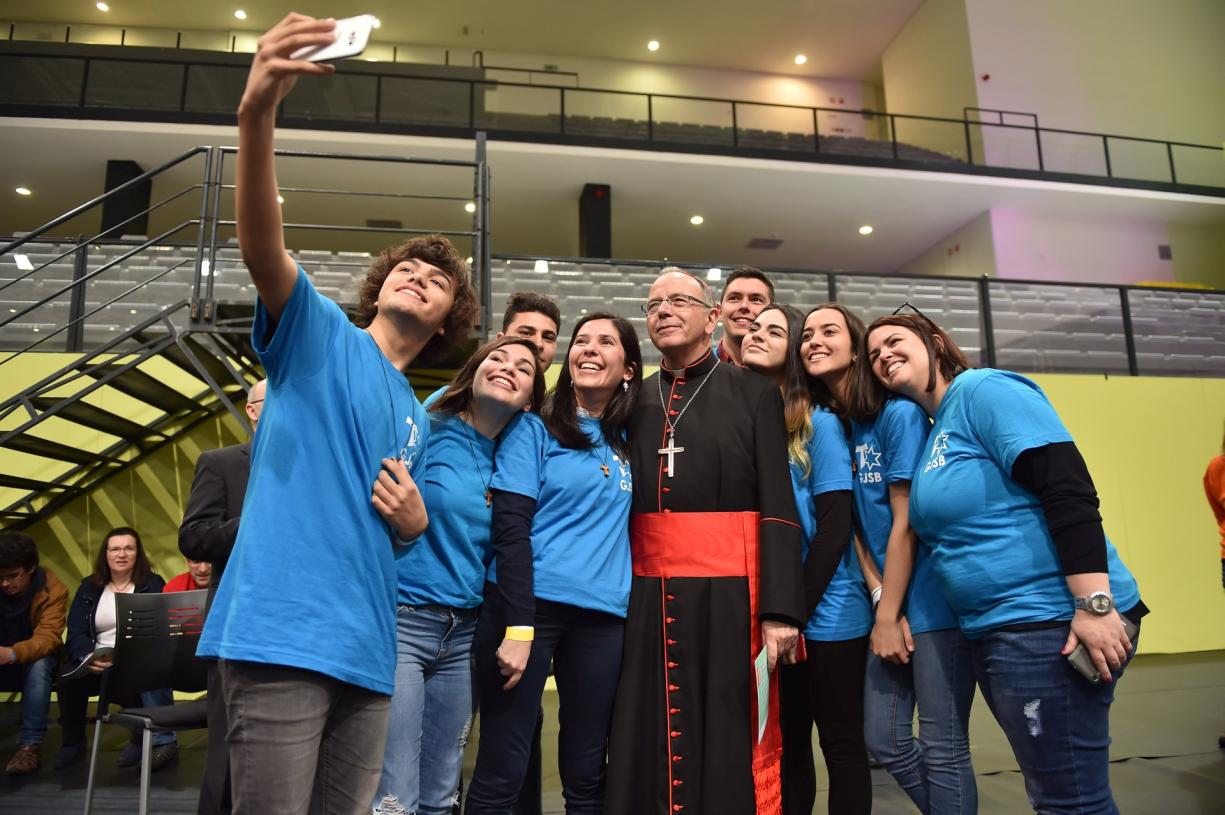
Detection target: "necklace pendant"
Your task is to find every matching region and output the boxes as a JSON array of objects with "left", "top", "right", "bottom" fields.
[
  {"left": 600, "top": 464, "right": 611, "bottom": 477},
  {"left": 657, "top": 432, "right": 685, "bottom": 479},
  {"left": 484, "top": 490, "right": 493, "bottom": 508}
]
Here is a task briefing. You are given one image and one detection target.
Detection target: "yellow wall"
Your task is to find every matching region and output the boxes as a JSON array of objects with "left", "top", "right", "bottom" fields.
[
  {"left": 1031, "top": 373, "right": 1225, "bottom": 653},
  {"left": 8, "top": 358, "right": 1223, "bottom": 654}
]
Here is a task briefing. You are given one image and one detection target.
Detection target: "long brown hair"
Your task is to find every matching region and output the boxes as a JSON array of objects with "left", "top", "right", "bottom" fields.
[
  {"left": 92, "top": 526, "right": 154, "bottom": 588},
  {"left": 803, "top": 303, "right": 883, "bottom": 423},
  {"left": 430, "top": 336, "right": 546, "bottom": 419},
  {"left": 864, "top": 313, "right": 973, "bottom": 393}
]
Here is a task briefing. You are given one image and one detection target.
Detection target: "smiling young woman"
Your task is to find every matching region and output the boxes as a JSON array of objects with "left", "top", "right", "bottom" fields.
[
  {"left": 743, "top": 303, "right": 868, "bottom": 814},
  {"left": 466, "top": 313, "right": 643, "bottom": 814},
  {"left": 373, "top": 336, "right": 544, "bottom": 814},
  {"left": 806, "top": 304, "right": 978, "bottom": 814},
  {"left": 866, "top": 312, "right": 1148, "bottom": 813}
]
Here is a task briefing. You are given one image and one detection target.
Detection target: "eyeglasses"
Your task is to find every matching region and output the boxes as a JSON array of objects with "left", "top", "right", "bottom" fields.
[
  {"left": 106, "top": 546, "right": 137, "bottom": 555},
  {"left": 642, "top": 294, "right": 713, "bottom": 315},
  {"left": 892, "top": 302, "right": 935, "bottom": 323}
]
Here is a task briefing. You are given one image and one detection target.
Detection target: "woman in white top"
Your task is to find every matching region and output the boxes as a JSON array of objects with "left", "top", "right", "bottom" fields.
[{"left": 55, "top": 527, "right": 177, "bottom": 771}]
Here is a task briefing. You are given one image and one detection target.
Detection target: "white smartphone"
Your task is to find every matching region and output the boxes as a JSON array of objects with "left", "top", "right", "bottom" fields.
[{"left": 290, "top": 14, "right": 375, "bottom": 63}]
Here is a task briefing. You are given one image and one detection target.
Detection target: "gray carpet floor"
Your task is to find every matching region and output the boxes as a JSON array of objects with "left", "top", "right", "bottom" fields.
[{"left": 3, "top": 650, "right": 1222, "bottom": 813}]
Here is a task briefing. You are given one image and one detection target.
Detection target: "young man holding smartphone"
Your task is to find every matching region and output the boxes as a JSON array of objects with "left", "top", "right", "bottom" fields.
[{"left": 196, "top": 14, "right": 479, "bottom": 815}]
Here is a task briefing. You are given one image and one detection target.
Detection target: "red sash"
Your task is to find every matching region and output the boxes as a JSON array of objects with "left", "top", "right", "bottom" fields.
[{"left": 631, "top": 511, "right": 783, "bottom": 815}]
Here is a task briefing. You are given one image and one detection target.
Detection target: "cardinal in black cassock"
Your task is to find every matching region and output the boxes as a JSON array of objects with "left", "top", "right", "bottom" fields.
[{"left": 606, "top": 270, "right": 805, "bottom": 815}]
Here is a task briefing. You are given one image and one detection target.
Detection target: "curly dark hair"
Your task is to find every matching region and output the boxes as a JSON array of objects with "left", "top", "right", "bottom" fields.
[
  {"left": 352, "top": 234, "right": 481, "bottom": 365},
  {"left": 0, "top": 531, "right": 38, "bottom": 572}
]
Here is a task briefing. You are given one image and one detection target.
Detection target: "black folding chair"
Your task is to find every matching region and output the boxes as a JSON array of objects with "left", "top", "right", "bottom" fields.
[{"left": 83, "top": 589, "right": 210, "bottom": 815}]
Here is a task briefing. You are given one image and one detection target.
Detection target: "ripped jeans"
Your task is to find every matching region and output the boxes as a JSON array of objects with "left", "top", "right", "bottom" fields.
[
  {"left": 971, "top": 622, "right": 1139, "bottom": 815},
  {"left": 374, "top": 604, "right": 478, "bottom": 815}
]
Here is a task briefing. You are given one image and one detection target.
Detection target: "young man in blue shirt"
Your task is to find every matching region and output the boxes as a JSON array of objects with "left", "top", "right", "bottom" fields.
[{"left": 197, "top": 14, "right": 480, "bottom": 815}]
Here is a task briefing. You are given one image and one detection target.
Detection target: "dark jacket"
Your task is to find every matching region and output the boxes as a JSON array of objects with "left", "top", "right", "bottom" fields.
[
  {"left": 179, "top": 442, "right": 250, "bottom": 583},
  {"left": 65, "top": 573, "right": 165, "bottom": 663}
]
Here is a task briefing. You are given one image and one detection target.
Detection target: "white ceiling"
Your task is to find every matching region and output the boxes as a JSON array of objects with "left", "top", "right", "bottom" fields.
[
  {"left": 2, "top": 0, "right": 922, "bottom": 80},
  {"left": 3, "top": 118, "right": 1224, "bottom": 275}
]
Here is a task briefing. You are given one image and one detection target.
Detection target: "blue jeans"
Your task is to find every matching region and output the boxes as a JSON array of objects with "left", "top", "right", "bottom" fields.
[
  {"left": 864, "top": 628, "right": 977, "bottom": 815},
  {"left": 971, "top": 623, "right": 1138, "bottom": 815},
  {"left": 375, "top": 604, "right": 478, "bottom": 815},
  {"left": 0, "top": 655, "right": 56, "bottom": 746}
]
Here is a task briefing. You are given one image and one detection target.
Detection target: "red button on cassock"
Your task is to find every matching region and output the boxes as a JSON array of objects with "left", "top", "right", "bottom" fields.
[
  {"left": 668, "top": 661, "right": 678, "bottom": 668},
  {"left": 668, "top": 684, "right": 680, "bottom": 692},
  {"left": 669, "top": 707, "right": 681, "bottom": 714},
  {"left": 665, "top": 617, "right": 675, "bottom": 624},
  {"left": 670, "top": 730, "right": 682, "bottom": 738},
  {"left": 667, "top": 638, "right": 677, "bottom": 646}
]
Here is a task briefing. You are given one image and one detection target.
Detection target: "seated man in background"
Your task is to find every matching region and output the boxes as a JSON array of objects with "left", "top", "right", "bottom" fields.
[
  {"left": 0, "top": 531, "right": 67, "bottom": 776},
  {"left": 163, "top": 558, "right": 213, "bottom": 593}
]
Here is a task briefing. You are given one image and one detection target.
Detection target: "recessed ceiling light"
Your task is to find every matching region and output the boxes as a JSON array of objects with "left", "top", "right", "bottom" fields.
[
  {"left": 464, "top": 201, "right": 476, "bottom": 213},
  {"left": 96, "top": 2, "right": 110, "bottom": 11},
  {"left": 234, "top": 9, "right": 247, "bottom": 21},
  {"left": 130, "top": 309, "right": 138, "bottom": 314},
  {"left": 647, "top": 40, "right": 660, "bottom": 52},
  {"left": 706, "top": 267, "right": 723, "bottom": 281},
  {"left": 14, "top": 254, "right": 33, "bottom": 271},
  {"left": 794, "top": 54, "right": 807, "bottom": 65},
  {"left": 858, "top": 225, "right": 874, "bottom": 235},
  {"left": 276, "top": 195, "right": 284, "bottom": 204},
  {"left": 690, "top": 215, "right": 704, "bottom": 226},
  {"left": 15, "top": 186, "right": 31, "bottom": 196}
]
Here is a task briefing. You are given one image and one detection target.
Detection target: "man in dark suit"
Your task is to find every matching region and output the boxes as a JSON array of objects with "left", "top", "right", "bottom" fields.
[{"left": 179, "top": 379, "right": 264, "bottom": 815}]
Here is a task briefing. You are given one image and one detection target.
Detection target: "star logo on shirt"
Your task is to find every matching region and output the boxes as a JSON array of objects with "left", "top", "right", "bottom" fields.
[
  {"left": 855, "top": 443, "right": 882, "bottom": 471},
  {"left": 930, "top": 431, "right": 950, "bottom": 458}
]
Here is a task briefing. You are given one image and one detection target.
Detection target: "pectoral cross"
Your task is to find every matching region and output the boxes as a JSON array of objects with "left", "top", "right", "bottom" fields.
[
  {"left": 658, "top": 433, "right": 685, "bottom": 478},
  {"left": 484, "top": 490, "right": 493, "bottom": 508}
]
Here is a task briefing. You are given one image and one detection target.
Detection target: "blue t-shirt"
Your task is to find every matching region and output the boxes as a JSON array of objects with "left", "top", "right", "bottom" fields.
[
  {"left": 908, "top": 369, "right": 1140, "bottom": 638},
  {"left": 396, "top": 412, "right": 496, "bottom": 610},
  {"left": 198, "top": 269, "right": 429, "bottom": 694},
  {"left": 851, "top": 398, "right": 957, "bottom": 634},
  {"left": 490, "top": 412, "right": 632, "bottom": 617},
  {"left": 792, "top": 408, "right": 870, "bottom": 641}
]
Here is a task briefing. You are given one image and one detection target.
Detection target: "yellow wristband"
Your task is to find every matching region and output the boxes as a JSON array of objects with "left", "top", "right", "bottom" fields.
[{"left": 504, "top": 626, "right": 535, "bottom": 642}]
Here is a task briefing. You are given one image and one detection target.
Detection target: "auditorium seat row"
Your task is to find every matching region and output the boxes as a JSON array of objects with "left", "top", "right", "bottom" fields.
[{"left": 3, "top": 240, "right": 1222, "bottom": 376}]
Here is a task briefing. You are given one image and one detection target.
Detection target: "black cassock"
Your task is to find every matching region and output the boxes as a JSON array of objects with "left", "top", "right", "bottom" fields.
[{"left": 606, "top": 350, "right": 805, "bottom": 815}]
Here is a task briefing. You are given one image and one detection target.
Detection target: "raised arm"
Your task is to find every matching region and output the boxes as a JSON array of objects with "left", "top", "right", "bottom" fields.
[{"left": 236, "top": 14, "right": 336, "bottom": 323}]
